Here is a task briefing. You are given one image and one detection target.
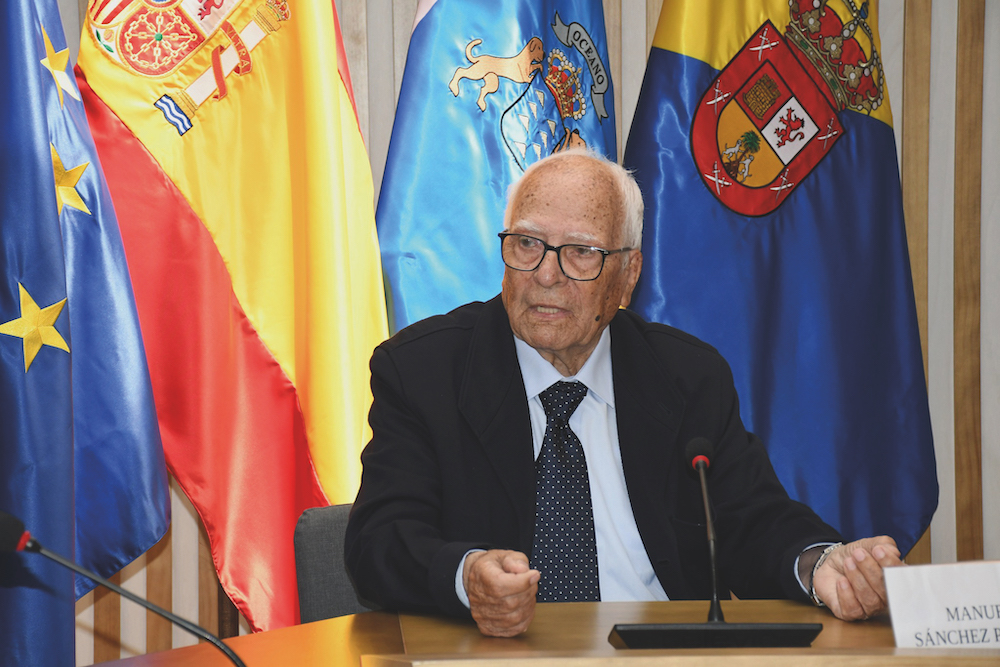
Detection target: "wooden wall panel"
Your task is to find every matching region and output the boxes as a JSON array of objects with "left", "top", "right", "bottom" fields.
[
  {"left": 339, "top": 0, "right": 371, "bottom": 145},
  {"left": 92, "top": 574, "right": 120, "bottom": 663},
  {"left": 900, "top": 0, "right": 933, "bottom": 567},
  {"left": 647, "top": 0, "right": 663, "bottom": 50},
  {"left": 603, "top": 0, "right": 622, "bottom": 157},
  {"left": 198, "top": 524, "right": 219, "bottom": 638},
  {"left": 902, "top": 3, "right": 932, "bottom": 373},
  {"left": 980, "top": 0, "right": 1000, "bottom": 563},
  {"left": 144, "top": 529, "right": 172, "bottom": 653},
  {"left": 217, "top": 582, "right": 240, "bottom": 640},
  {"left": 953, "top": 0, "right": 985, "bottom": 563},
  {"left": 393, "top": 1, "right": 417, "bottom": 100},
  {"left": 927, "top": 0, "right": 960, "bottom": 567}
]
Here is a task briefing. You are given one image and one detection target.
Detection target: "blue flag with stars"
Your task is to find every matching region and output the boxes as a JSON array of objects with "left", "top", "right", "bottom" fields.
[{"left": 0, "top": 0, "right": 169, "bottom": 663}]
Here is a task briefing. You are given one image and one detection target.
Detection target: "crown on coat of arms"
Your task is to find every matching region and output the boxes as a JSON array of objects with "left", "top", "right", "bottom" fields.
[
  {"left": 544, "top": 49, "right": 586, "bottom": 121},
  {"left": 256, "top": 0, "right": 290, "bottom": 32},
  {"left": 785, "top": 0, "right": 884, "bottom": 113}
]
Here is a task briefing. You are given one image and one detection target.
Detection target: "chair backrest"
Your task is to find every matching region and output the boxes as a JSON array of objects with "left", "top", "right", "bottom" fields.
[{"left": 293, "top": 504, "right": 379, "bottom": 622}]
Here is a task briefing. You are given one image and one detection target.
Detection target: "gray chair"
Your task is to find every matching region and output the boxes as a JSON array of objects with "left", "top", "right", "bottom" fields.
[{"left": 293, "top": 504, "right": 379, "bottom": 622}]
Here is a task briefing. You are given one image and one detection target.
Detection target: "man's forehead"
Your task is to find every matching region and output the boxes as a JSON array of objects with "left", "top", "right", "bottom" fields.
[
  {"left": 511, "top": 189, "right": 619, "bottom": 243},
  {"left": 518, "top": 157, "right": 608, "bottom": 193},
  {"left": 508, "top": 219, "right": 602, "bottom": 244}
]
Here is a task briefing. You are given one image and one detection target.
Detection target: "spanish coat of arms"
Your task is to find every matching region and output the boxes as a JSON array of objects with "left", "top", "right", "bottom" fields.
[{"left": 88, "top": 0, "right": 291, "bottom": 135}]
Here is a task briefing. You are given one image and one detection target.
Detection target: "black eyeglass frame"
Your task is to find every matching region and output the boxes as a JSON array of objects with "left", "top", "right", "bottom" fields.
[{"left": 497, "top": 232, "right": 633, "bottom": 282}]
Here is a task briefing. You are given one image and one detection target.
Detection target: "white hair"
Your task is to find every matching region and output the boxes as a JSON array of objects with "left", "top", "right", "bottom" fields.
[{"left": 504, "top": 148, "right": 644, "bottom": 249}]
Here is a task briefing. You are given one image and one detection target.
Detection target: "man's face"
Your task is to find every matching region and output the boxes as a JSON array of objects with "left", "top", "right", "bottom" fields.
[{"left": 501, "top": 157, "right": 642, "bottom": 376}]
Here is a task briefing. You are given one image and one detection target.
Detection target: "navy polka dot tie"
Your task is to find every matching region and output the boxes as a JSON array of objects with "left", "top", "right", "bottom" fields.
[{"left": 531, "top": 381, "right": 600, "bottom": 602}]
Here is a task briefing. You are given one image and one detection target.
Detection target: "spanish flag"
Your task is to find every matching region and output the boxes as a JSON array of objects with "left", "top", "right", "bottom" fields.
[
  {"left": 624, "top": 0, "right": 937, "bottom": 554},
  {"left": 76, "top": 0, "right": 387, "bottom": 630}
]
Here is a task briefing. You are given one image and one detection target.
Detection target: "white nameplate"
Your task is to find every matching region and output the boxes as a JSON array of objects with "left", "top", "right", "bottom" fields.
[{"left": 885, "top": 560, "right": 1000, "bottom": 649}]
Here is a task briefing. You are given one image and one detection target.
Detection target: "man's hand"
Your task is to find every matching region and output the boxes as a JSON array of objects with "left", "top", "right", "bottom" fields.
[
  {"left": 463, "top": 549, "right": 540, "bottom": 637},
  {"left": 812, "top": 536, "right": 902, "bottom": 621}
]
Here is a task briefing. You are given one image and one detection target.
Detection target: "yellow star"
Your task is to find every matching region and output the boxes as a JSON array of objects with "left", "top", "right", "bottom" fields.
[
  {"left": 51, "top": 144, "right": 91, "bottom": 215},
  {"left": 39, "top": 24, "right": 79, "bottom": 107},
  {"left": 0, "top": 283, "right": 70, "bottom": 372}
]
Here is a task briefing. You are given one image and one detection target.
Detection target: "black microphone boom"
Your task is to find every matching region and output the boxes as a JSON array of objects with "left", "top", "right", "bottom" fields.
[
  {"left": 608, "top": 437, "right": 823, "bottom": 649},
  {"left": 1, "top": 510, "right": 246, "bottom": 667},
  {"left": 685, "top": 436, "right": 724, "bottom": 623}
]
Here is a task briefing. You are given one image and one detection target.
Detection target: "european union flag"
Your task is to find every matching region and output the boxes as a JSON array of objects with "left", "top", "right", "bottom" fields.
[
  {"left": 0, "top": 0, "right": 169, "bottom": 663},
  {"left": 624, "top": 1, "right": 937, "bottom": 554},
  {"left": 377, "top": 0, "right": 616, "bottom": 331}
]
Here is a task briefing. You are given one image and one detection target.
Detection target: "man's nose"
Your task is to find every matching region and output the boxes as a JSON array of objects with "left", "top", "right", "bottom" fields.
[{"left": 534, "top": 247, "right": 565, "bottom": 285}]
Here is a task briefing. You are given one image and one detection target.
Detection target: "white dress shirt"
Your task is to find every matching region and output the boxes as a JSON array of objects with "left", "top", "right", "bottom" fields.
[
  {"left": 514, "top": 327, "right": 668, "bottom": 601},
  {"left": 456, "top": 328, "right": 818, "bottom": 605},
  {"left": 455, "top": 328, "right": 668, "bottom": 605}
]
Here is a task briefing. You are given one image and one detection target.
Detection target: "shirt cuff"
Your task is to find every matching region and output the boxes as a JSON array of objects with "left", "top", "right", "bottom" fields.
[
  {"left": 455, "top": 549, "right": 487, "bottom": 609},
  {"left": 794, "top": 542, "right": 837, "bottom": 596}
]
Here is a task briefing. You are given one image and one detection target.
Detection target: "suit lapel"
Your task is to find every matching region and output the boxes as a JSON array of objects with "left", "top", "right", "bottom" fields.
[
  {"left": 610, "top": 311, "right": 686, "bottom": 586},
  {"left": 458, "top": 297, "right": 536, "bottom": 549},
  {"left": 456, "top": 302, "right": 693, "bottom": 571}
]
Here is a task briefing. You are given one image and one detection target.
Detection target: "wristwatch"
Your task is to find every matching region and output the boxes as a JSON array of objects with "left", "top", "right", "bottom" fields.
[{"left": 809, "top": 542, "right": 843, "bottom": 607}]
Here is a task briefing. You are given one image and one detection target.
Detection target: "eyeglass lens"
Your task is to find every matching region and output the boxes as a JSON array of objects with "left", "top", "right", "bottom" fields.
[{"left": 501, "top": 234, "right": 605, "bottom": 280}]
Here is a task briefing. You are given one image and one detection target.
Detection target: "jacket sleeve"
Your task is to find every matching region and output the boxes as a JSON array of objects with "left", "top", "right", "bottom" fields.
[{"left": 343, "top": 343, "right": 487, "bottom": 618}]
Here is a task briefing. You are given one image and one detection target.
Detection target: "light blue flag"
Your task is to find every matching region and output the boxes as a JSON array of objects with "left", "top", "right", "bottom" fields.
[
  {"left": 377, "top": 0, "right": 616, "bottom": 331},
  {"left": 0, "top": 0, "right": 169, "bottom": 663}
]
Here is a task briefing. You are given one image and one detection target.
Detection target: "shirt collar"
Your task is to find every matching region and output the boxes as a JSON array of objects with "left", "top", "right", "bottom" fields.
[{"left": 513, "top": 326, "right": 614, "bottom": 408}]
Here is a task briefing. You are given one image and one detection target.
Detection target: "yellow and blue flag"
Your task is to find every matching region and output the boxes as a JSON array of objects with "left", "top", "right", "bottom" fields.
[
  {"left": 377, "top": 0, "right": 616, "bottom": 330},
  {"left": 0, "top": 0, "right": 168, "bottom": 662},
  {"left": 624, "top": 0, "right": 936, "bottom": 553}
]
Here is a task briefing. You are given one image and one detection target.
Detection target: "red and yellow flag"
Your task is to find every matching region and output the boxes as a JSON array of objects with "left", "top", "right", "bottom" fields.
[{"left": 77, "top": 0, "right": 387, "bottom": 630}]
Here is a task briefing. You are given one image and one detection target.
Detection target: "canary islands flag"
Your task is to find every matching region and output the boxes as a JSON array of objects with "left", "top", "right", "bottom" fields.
[
  {"left": 0, "top": 0, "right": 168, "bottom": 663},
  {"left": 377, "top": 0, "right": 616, "bottom": 330},
  {"left": 624, "top": 0, "right": 937, "bottom": 553},
  {"left": 77, "top": 0, "right": 387, "bottom": 630}
]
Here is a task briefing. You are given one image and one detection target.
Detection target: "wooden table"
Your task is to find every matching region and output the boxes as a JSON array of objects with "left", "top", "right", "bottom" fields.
[{"left": 103, "top": 600, "right": 1000, "bottom": 666}]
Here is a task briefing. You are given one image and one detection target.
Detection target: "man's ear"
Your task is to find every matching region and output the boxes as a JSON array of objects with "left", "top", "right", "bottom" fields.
[{"left": 619, "top": 250, "right": 643, "bottom": 308}]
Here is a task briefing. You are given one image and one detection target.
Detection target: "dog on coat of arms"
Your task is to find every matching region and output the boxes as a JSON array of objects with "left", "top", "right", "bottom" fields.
[
  {"left": 553, "top": 128, "right": 587, "bottom": 152},
  {"left": 449, "top": 37, "right": 545, "bottom": 111}
]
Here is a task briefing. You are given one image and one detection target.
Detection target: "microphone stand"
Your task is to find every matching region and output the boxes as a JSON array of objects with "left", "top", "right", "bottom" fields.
[
  {"left": 608, "top": 439, "right": 823, "bottom": 649},
  {"left": 696, "top": 458, "right": 724, "bottom": 624},
  {"left": 22, "top": 537, "right": 247, "bottom": 667}
]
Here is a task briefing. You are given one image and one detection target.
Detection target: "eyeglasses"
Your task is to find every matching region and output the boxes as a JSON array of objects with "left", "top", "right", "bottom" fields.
[{"left": 498, "top": 232, "right": 632, "bottom": 281}]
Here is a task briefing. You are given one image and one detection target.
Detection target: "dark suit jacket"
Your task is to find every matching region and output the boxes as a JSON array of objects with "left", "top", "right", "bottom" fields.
[{"left": 345, "top": 297, "right": 840, "bottom": 617}]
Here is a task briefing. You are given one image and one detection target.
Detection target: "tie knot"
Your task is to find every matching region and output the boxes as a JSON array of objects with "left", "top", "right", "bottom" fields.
[{"left": 539, "top": 381, "right": 588, "bottom": 423}]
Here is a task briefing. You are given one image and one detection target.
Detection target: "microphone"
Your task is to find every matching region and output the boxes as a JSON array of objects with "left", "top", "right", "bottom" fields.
[
  {"left": 608, "top": 436, "right": 823, "bottom": 649},
  {"left": 685, "top": 436, "right": 724, "bottom": 623},
  {"left": 1, "top": 510, "right": 246, "bottom": 667},
  {"left": 685, "top": 436, "right": 713, "bottom": 472},
  {"left": 1, "top": 510, "right": 31, "bottom": 553}
]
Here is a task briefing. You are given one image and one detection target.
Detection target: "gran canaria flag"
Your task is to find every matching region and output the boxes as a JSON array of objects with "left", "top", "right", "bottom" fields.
[
  {"left": 377, "top": 0, "right": 616, "bottom": 331},
  {"left": 76, "top": 0, "right": 388, "bottom": 630},
  {"left": 0, "top": 0, "right": 168, "bottom": 662},
  {"left": 624, "top": 0, "right": 937, "bottom": 554}
]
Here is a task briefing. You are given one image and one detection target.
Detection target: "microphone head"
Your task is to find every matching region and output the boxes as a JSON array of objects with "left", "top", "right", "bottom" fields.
[
  {"left": 685, "top": 437, "right": 714, "bottom": 471},
  {"left": 0, "top": 510, "right": 28, "bottom": 553}
]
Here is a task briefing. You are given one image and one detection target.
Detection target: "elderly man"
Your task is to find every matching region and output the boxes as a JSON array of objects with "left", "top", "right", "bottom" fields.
[{"left": 345, "top": 149, "right": 902, "bottom": 637}]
